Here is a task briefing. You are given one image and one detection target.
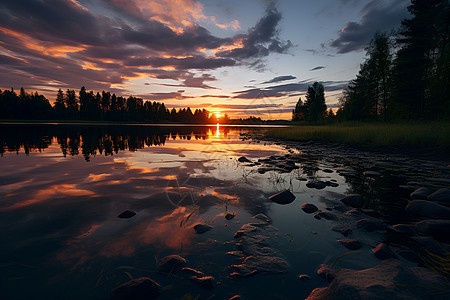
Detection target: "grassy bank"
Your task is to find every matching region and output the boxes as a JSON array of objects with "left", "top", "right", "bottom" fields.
[{"left": 266, "top": 122, "right": 450, "bottom": 150}]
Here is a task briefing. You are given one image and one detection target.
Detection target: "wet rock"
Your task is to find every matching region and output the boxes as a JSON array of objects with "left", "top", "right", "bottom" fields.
[
  {"left": 228, "top": 296, "right": 242, "bottom": 300},
  {"left": 269, "top": 189, "right": 296, "bottom": 205},
  {"left": 225, "top": 213, "right": 235, "bottom": 220},
  {"left": 157, "top": 255, "right": 187, "bottom": 274},
  {"left": 315, "top": 211, "right": 338, "bottom": 220},
  {"left": 399, "top": 184, "right": 421, "bottom": 192},
  {"left": 118, "top": 210, "right": 136, "bottom": 219},
  {"left": 415, "top": 219, "right": 450, "bottom": 240},
  {"left": 361, "top": 209, "right": 381, "bottom": 218},
  {"left": 301, "top": 203, "right": 319, "bottom": 214},
  {"left": 190, "top": 276, "right": 214, "bottom": 290},
  {"left": 194, "top": 223, "right": 213, "bottom": 234},
  {"left": 405, "top": 200, "right": 450, "bottom": 220},
  {"left": 317, "top": 264, "right": 336, "bottom": 283},
  {"left": 234, "top": 224, "right": 259, "bottom": 238},
  {"left": 410, "top": 236, "right": 446, "bottom": 257},
  {"left": 356, "top": 218, "right": 384, "bottom": 232},
  {"left": 298, "top": 274, "right": 311, "bottom": 281},
  {"left": 237, "top": 235, "right": 279, "bottom": 256},
  {"left": 181, "top": 267, "right": 204, "bottom": 277},
  {"left": 363, "top": 171, "right": 381, "bottom": 177},
  {"left": 331, "top": 224, "right": 352, "bottom": 237},
  {"left": 338, "top": 239, "right": 362, "bottom": 250},
  {"left": 322, "top": 169, "right": 333, "bottom": 173},
  {"left": 306, "top": 259, "right": 450, "bottom": 300},
  {"left": 392, "top": 224, "right": 418, "bottom": 235},
  {"left": 252, "top": 213, "right": 271, "bottom": 223},
  {"left": 238, "top": 156, "right": 251, "bottom": 163},
  {"left": 410, "top": 187, "right": 434, "bottom": 200},
  {"left": 314, "top": 215, "right": 321, "bottom": 220},
  {"left": 226, "top": 251, "right": 245, "bottom": 258},
  {"left": 428, "top": 188, "right": 450, "bottom": 204},
  {"left": 373, "top": 243, "right": 397, "bottom": 260},
  {"left": 112, "top": 277, "right": 161, "bottom": 300},
  {"left": 325, "top": 181, "right": 339, "bottom": 187},
  {"left": 231, "top": 255, "right": 290, "bottom": 276},
  {"left": 306, "top": 180, "right": 327, "bottom": 190},
  {"left": 395, "top": 248, "right": 420, "bottom": 263},
  {"left": 339, "top": 194, "right": 364, "bottom": 208}
]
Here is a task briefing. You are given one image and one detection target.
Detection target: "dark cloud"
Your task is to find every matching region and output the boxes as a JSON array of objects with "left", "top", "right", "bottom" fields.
[
  {"left": 156, "top": 73, "right": 219, "bottom": 90},
  {"left": 310, "top": 66, "right": 325, "bottom": 71},
  {"left": 125, "top": 56, "right": 235, "bottom": 70},
  {"left": 262, "top": 75, "right": 296, "bottom": 84},
  {"left": 138, "top": 91, "right": 192, "bottom": 101},
  {"left": 331, "top": 0, "right": 410, "bottom": 54},
  {"left": 200, "top": 95, "right": 230, "bottom": 99},
  {"left": 209, "top": 104, "right": 282, "bottom": 109},
  {"left": 216, "top": 4, "right": 292, "bottom": 60}
]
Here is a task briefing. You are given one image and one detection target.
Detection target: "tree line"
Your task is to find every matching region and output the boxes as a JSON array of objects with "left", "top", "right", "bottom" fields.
[
  {"left": 338, "top": 0, "right": 449, "bottom": 121},
  {"left": 292, "top": 81, "right": 334, "bottom": 123},
  {"left": 0, "top": 86, "right": 217, "bottom": 123}
]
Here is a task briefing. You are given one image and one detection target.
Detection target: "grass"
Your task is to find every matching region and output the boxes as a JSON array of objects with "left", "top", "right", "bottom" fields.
[{"left": 266, "top": 121, "right": 450, "bottom": 150}]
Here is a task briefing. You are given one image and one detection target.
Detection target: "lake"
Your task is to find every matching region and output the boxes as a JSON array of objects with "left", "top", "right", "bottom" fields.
[{"left": 1, "top": 124, "right": 449, "bottom": 299}]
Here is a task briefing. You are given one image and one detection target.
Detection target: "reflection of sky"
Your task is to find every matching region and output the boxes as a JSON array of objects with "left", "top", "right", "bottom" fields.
[{"left": 0, "top": 125, "right": 374, "bottom": 299}]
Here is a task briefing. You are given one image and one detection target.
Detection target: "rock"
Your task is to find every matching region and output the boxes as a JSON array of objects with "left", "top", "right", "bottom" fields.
[
  {"left": 157, "top": 255, "right": 187, "bottom": 274},
  {"left": 428, "top": 188, "right": 450, "bottom": 204},
  {"left": 363, "top": 171, "right": 381, "bottom": 177},
  {"left": 301, "top": 203, "right": 319, "bottom": 214},
  {"left": 194, "top": 223, "right": 213, "bottom": 234},
  {"left": 415, "top": 219, "right": 450, "bottom": 240},
  {"left": 331, "top": 224, "right": 352, "bottom": 237},
  {"left": 410, "top": 187, "right": 434, "bottom": 200},
  {"left": 339, "top": 194, "right": 364, "bottom": 208},
  {"left": 252, "top": 213, "right": 271, "bottom": 223},
  {"left": 361, "top": 209, "right": 381, "bottom": 218},
  {"left": 298, "top": 274, "right": 311, "bottom": 281},
  {"left": 410, "top": 236, "right": 446, "bottom": 256},
  {"left": 392, "top": 224, "right": 418, "bottom": 235},
  {"left": 238, "top": 156, "right": 251, "bottom": 163},
  {"left": 118, "top": 210, "right": 136, "bottom": 219},
  {"left": 337, "top": 239, "right": 362, "bottom": 250},
  {"left": 269, "top": 189, "right": 296, "bottom": 205},
  {"left": 181, "top": 267, "right": 204, "bottom": 277},
  {"left": 405, "top": 200, "right": 450, "bottom": 220},
  {"left": 234, "top": 224, "right": 259, "bottom": 238},
  {"left": 315, "top": 211, "right": 338, "bottom": 220},
  {"left": 112, "top": 277, "right": 161, "bottom": 300},
  {"left": 373, "top": 243, "right": 397, "bottom": 260},
  {"left": 356, "top": 218, "right": 384, "bottom": 231},
  {"left": 317, "top": 264, "right": 336, "bottom": 283},
  {"left": 237, "top": 235, "right": 279, "bottom": 257},
  {"left": 306, "top": 259, "right": 450, "bottom": 300},
  {"left": 190, "top": 276, "right": 214, "bottom": 290},
  {"left": 325, "top": 181, "right": 339, "bottom": 187},
  {"left": 225, "top": 213, "right": 235, "bottom": 220},
  {"left": 322, "top": 169, "right": 333, "bottom": 173},
  {"left": 306, "top": 180, "right": 327, "bottom": 190},
  {"left": 231, "top": 255, "right": 290, "bottom": 276},
  {"left": 228, "top": 296, "right": 242, "bottom": 300}
]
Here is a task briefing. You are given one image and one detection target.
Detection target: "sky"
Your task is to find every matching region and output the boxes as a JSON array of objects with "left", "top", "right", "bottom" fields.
[{"left": 0, "top": 0, "right": 411, "bottom": 119}]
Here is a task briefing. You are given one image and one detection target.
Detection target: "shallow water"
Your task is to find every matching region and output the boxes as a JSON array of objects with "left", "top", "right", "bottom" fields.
[{"left": 0, "top": 124, "right": 448, "bottom": 299}]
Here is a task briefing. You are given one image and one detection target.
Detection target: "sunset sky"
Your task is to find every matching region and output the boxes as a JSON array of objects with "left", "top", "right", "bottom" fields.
[{"left": 0, "top": 0, "right": 410, "bottom": 119}]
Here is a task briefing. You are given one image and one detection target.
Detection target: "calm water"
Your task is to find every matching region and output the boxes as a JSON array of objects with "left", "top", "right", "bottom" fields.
[{"left": 0, "top": 124, "right": 447, "bottom": 299}]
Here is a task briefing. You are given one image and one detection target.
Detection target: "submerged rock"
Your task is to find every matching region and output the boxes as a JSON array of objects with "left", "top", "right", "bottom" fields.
[
  {"left": 269, "top": 189, "right": 296, "bottom": 205},
  {"left": 405, "top": 200, "right": 450, "bottom": 220},
  {"left": 194, "top": 223, "right": 213, "bottom": 234},
  {"left": 414, "top": 219, "right": 450, "bottom": 240},
  {"left": 307, "top": 259, "right": 450, "bottom": 300},
  {"left": 301, "top": 203, "right": 319, "bottom": 214},
  {"left": 252, "top": 213, "right": 272, "bottom": 223},
  {"left": 231, "top": 255, "right": 290, "bottom": 276},
  {"left": 238, "top": 156, "right": 251, "bottom": 163},
  {"left": 410, "top": 187, "right": 434, "bottom": 200},
  {"left": 317, "top": 264, "right": 336, "bottom": 283},
  {"left": 112, "top": 277, "right": 161, "bottom": 300},
  {"left": 298, "top": 274, "right": 311, "bottom": 281},
  {"left": 225, "top": 213, "right": 236, "bottom": 220},
  {"left": 306, "top": 180, "right": 327, "bottom": 190},
  {"left": 356, "top": 218, "right": 384, "bottom": 231},
  {"left": 157, "top": 255, "right": 187, "bottom": 274},
  {"left": 190, "top": 276, "right": 214, "bottom": 290},
  {"left": 338, "top": 238, "right": 362, "bottom": 250},
  {"left": 373, "top": 243, "right": 397, "bottom": 260},
  {"left": 118, "top": 210, "right": 136, "bottom": 219},
  {"left": 180, "top": 267, "right": 204, "bottom": 277},
  {"left": 339, "top": 194, "right": 364, "bottom": 208}
]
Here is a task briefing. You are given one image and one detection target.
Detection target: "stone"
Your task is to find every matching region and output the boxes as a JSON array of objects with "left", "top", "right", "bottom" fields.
[
  {"left": 190, "top": 276, "right": 214, "bottom": 290},
  {"left": 112, "top": 277, "right": 161, "bottom": 300},
  {"left": 301, "top": 203, "right": 319, "bottom": 214},
  {"left": 118, "top": 210, "right": 136, "bottom": 219},
  {"left": 157, "top": 255, "right": 187, "bottom": 274},
  {"left": 228, "top": 296, "right": 242, "bottom": 300},
  {"left": 392, "top": 224, "right": 418, "bottom": 235},
  {"left": 373, "top": 243, "right": 397, "bottom": 260},
  {"left": 238, "top": 156, "right": 251, "bottom": 163},
  {"left": 234, "top": 224, "right": 259, "bottom": 238},
  {"left": 306, "top": 259, "right": 450, "bottom": 300},
  {"left": 356, "top": 218, "right": 384, "bottom": 231},
  {"left": 339, "top": 194, "right": 364, "bottom": 208},
  {"left": 410, "top": 236, "right": 446, "bottom": 256},
  {"left": 338, "top": 239, "right": 362, "bottom": 250},
  {"left": 405, "top": 200, "right": 450, "bottom": 220},
  {"left": 231, "top": 255, "right": 290, "bottom": 276},
  {"left": 315, "top": 211, "right": 338, "bottom": 220},
  {"left": 252, "top": 213, "right": 271, "bottom": 223},
  {"left": 225, "top": 213, "right": 235, "bottom": 220},
  {"left": 306, "top": 180, "right": 327, "bottom": 189},
  {"left": 194, "top": 223, "right": 213, "bottom": 234},
  {"left": 415, "top": 219, "right": 450, "bottom": 240},
  {"left": 298, "top": 274, "right": 311, "bottom": 281},
  {"left": 269, "top": 189, "right": 296, "bottom": 205},
  {"left": 410, "top": 187, "right": 434, "bottom": 200},
  {"left": 331, "top": 224, "right": 352, "bottom": 237},
  {"left": 428, "top": 188, "right": 450, "bottom": 204},
  {"left": 317, "top": 264, "right": 336, "bottom": 283},
  {"left": 180, "top": 267, "right": 204, "bottom": 277},
  {"left": 322, "top": 169, "right": 333, "bottom": 173}
]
